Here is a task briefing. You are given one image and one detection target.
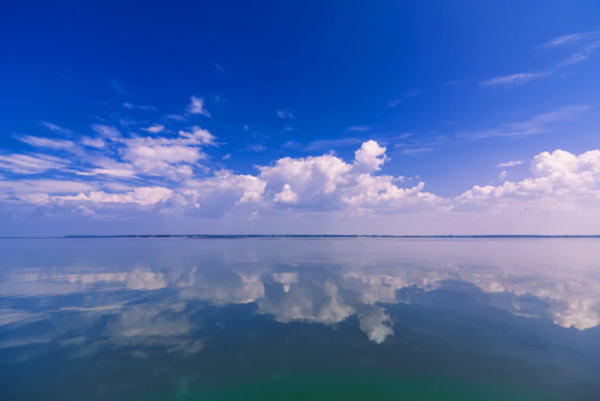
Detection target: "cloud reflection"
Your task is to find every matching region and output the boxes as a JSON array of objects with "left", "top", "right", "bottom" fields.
[{"left": 0, "top": 238, "right": 599, "bottom": 360}]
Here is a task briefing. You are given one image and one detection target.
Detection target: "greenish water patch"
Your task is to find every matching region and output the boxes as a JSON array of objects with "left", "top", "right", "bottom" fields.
[{"left": 143, "top": 374, "right": 559, "bottom": 401}]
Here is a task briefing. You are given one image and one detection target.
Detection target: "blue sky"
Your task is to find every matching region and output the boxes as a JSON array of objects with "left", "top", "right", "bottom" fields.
[{"left": 1, "top": 1, "right": 600, "bottom": 235}]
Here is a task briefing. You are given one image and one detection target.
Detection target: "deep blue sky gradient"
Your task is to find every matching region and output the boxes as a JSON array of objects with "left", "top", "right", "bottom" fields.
[{"left": 1, "top": 1, "right": 600, "bottom": 234}]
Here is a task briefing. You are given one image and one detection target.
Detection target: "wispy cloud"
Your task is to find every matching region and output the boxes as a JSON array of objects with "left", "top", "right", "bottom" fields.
[
  {"left": 141, "top": 125, "right": 165, "bottom": 134},
  {"left": 91, "top": 124, "right": 121, "bottom": 138},
  {"left": 16, "top": 135, "right": 75, "bottom": 150},
  {"left": 214, "top": 63, "right": 223, "bottom": 72},
  {"left": 81, "top": 137, "right": 105, "bottom": 148},
  {"left": 401, "top": 147, "right": 433, "bottom": 155},
  {"left": 276, "top": 110, "right": 295, "bottom": 119},
  {"left": 499, "top": 171, "right": 508, "bottom": 181},
  {"left": 558, "top": 39, "right": 600, "bottom": 66},
  {"left": 222, "top": 154, "right": 231, "bottom": 160},
  {"left": 0, "top": 154, "right": 69, "bottom": 174},
  {"left": 166, "top": 114, "right": 187, "bottom": 122},
  {"left": 123, "top": 102, "right": 157, "bottom": 111},
  {"left": 496, "top": 160, "right": 523, "bottom": 168},
  {"left": 459, "top": 105, "right": 591, "bottom": 139},
  {"left": 41, "top": 122, "right": 71, "bottom": 135},
  {"left": 541, "top": 31, "right": 599, "bottom": 47},
  {"left": 388, "top": 90, "right": 421, "bottom": 108},
  {"left": 539, "top": 30, "right": 600, "bottom": 67},
  {"left": 346, "top": 125, "right": 371, "bottom": 132},
  {"left": 246, "top": 143, "right": 266, "bottom": 152},
  {"left": 481, "top": 72, "right": 551, "bottom": 87},
  {"left": 186, "top": 96, "right": 211, "bottom": 117},
  {"left": 109, "top": 79, "right": 133, "bottom": 96}
]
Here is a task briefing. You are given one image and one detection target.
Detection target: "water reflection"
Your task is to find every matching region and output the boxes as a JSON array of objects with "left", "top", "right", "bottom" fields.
[{"left": 1, "top": 238, "right": 599, "bottom": 400}]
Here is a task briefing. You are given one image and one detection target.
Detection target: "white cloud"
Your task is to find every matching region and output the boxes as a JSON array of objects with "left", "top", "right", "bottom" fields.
[
  {"left": 179, "top": 170, "right": 267, "bottom": 214},
  {"left": 55, "top": 187, "right": 173, "bottom": 206},
  {"left": 123, "top": 102, "right": 157, "bottom": 111},
  {"left": 542, "top": 31, "right": 599, "bottom": 47},
  {"left": 459, "top": 105, "right": 590, "bottom": 139},
  {"left": 178, "top": 126, "right": 216, "bottom": 145},
  {"left": 257, "top": 140, "right": 440, "bottom": 213},
  {"left": 0, "top": 154, "right": 68, "bottom": 174},
  {"left": 16, "top": 135, "right": 75, "bottom": 150},
  {"left": 346, "top": 125, "right": 371, "bottom": 132},
  {"left": 222, "top": 154, "right": 231, "bottom": 160},
  {"left": 497, "top": 160, "right": 522, "bottom": 168},
  {"left": 246, "top": 143, "right": 266, "bottom": 152},
  {"left": 480, "top": 72, "right": 551, "bottom": 87},
  {"left": 119, "top": 126, "right": 215, "bottom": 180},
  {"left": 0, "top": 179, "right": 98, "bottom": 203},
  {"left": 141, "top": 125, "right": 165, "bottom": 134},
  {"left": 354, "top": 140, "right": 387, "bottom": 172},
  {"left": 166, "top": 114, "right": 187, "bottom": 122},
  {"left": 186, "top": 96, "right": 211, "bottom": 117},
  {"left": 274, "top": 184, "right": 298, "bottom": 204},
  {"left": 558, "top": 39, "right": 600, "bottom": 66},
  {"left": 276, "top": 110, "right": 294, "bottom": 119},
  {"left": 81, "top": 137, "right": 106, "bottom": 148},
  {"left": 499, "top": 170, "right": 508, "bottom": 181},
  {"left": 122, "top": 141, "right": 204, "bottom": 181},
  {"left": 540, "top": 30, "right": 600, "bottom": 67},
  {"left": 91, "top": 124, "right": 121, "bottom": 138},
  {"left": 457, "top": 149, "right": 600, "bottom": 210},
  {"left": 41, "top": 122, "right": 71, "bottom": 134}
]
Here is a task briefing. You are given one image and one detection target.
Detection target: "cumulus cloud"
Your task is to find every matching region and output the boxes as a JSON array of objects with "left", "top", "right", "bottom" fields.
[
  {"left": 186, "top": 96, "right": 211, "bottom": 117},
  {"left": 274, "top": 184, "right": 298, "bottom": 204},
  {"left": 354, "top": 140, "right": 387, "bottom": 172},
  {"left": 3, "top": 140, "right": 443, "bottom": 218},
  {"left": 457, "top": 149, "right": 600, "bottom": 210}
]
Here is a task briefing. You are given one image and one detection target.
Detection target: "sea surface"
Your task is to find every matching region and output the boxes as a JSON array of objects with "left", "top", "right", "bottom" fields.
[{"left": 1, "top": 238, "right": 599, "bottom": 400}]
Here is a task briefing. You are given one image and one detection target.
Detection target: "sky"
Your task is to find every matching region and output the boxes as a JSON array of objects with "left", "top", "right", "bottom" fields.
[{"left": 1, "top": 0, "right": 600, "bottom": 236}]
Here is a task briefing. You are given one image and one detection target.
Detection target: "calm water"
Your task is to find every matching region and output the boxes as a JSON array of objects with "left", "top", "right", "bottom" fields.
[{"left": 1, "top": 238, "right": 599, "bottom": 401}]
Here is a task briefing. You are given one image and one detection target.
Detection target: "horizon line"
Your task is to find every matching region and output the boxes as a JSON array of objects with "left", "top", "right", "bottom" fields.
[{"left": 1, "top": 234, "right": 600, "bottom": 239}]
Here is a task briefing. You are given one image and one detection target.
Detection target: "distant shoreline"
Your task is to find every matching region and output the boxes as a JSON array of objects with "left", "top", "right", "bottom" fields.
[{"left": 1, "top": 234, "right": 599, "bottom": 239}]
